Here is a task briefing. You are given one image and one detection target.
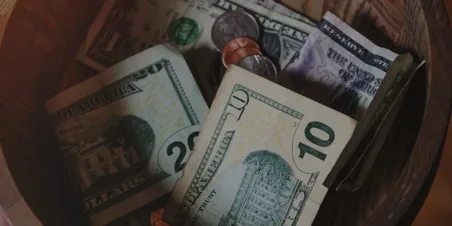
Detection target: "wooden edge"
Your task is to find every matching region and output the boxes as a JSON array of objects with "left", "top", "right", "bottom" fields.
[
  {"left": 0, "top": 1, "right": 41, "bottom": 225},
  {"left": 364, "top": 0, "right": 452, "bottom": 224},
  {"left": 0, "top": 0, "right": 16, "bottom": 45},
  {"left": 399, "top": 129, "right": 447, "bottom": 225},
  {"left": 0, "top": 146, "right": 42, "bottom": 226},
  {"left": 281, "top": 0, "right": 324, "bottom": 21}
]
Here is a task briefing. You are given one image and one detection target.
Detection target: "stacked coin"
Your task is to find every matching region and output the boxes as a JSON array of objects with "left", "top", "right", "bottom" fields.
[
  {"left": 237, "top": 54, "right": 278, "bottom": 81},
  {"left": 212, "top": 10, "right": 279, "bottom": 81},
  {"left": 222, "top": 37, "right": 261, "bottom": 68}
]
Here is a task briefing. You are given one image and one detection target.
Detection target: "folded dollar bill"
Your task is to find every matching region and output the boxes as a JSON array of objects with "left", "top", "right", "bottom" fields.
[
  {"left": 172, "top": 0, "right": 316, "bottom": 98},
  {"left": 76, "top": 0, "right": 187, "bottom": 71},
  {"left": 163, "top": 65, "right": 356, "bottom": 225},
  {"left": 283, "top": 11, "right": 418, "bottom": 190},
  {"left": 285, "top": 11, "right": 399, "bottom": 121},
  {"left": 165, "top": 0, "right": 316, "bottom": 103},
  {"left": 76, "top": 0, "right": 315, "bottom": 104},
  {"left": 46, "top": 44, "right": 208, "bottom": 225},
  {"left": 328, "top": 58, "right": 423, "bottom": 191}
]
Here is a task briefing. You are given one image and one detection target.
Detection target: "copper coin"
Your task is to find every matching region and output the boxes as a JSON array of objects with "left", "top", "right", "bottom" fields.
[
  {"left": 225, "top": 47, "right": 262, "bottom": 67},
  {"left": 222, "top": 37, "right": 260, "bottom": 68},
  {"left": 150, "top": 208, "right": 169, "bottom": 226}
]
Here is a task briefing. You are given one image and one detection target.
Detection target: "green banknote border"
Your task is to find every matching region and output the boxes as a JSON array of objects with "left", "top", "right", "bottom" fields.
[
  {"left": 70, "top": 58, "right": 201, "bottom": 215},
  {"left": 53, "top": 58, "right": 199, "bottom": 127},
  {"left": 213, "top": 0, "right": 311, "bottom": 66},
  {"left": 161, "top": 58, "right": 201, "bottom": 125},
  {"left": 175, "top": 83, "right": 305, "bottom": 222}
]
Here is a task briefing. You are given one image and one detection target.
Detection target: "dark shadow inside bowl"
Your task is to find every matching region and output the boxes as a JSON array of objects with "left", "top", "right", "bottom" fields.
[{"left": 314, "top": 40, "right": 427, "bottom": 226}]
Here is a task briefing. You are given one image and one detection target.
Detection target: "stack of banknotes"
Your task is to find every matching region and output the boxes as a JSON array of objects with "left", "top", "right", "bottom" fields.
[{"left": 45, "top": 0, "right": 422, "bottom": 225}]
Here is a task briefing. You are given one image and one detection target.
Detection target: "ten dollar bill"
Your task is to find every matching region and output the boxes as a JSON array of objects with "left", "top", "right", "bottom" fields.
[{"left": 164, "top": 66, "right": 356, "bottom": 225}]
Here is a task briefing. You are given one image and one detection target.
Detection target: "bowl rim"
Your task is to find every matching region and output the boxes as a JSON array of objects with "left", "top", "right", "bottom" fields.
[{"left": 357, "top": 0, "right": 452, "bottom": 224}]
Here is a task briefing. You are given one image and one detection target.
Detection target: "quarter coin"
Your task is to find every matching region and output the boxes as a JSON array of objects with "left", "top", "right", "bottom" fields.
[
  {"left": 211, "top": 10, "right": 260, "bottom": 51},
  {"left": 237, "top": 54, "right": 278, "bottom": 81}
]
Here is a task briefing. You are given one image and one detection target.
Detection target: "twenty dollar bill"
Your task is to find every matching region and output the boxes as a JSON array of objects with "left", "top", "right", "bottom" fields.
[
  {"left": 46, "top": 44, "right": 208, "bottom": 225},
  {"left": 164, "top": 66, "right": 356, "bottom": 225}
]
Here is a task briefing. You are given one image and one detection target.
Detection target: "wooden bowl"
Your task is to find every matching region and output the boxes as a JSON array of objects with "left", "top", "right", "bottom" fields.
[{"left": 0, "top": 0, "right": 451, "bottom": 225}]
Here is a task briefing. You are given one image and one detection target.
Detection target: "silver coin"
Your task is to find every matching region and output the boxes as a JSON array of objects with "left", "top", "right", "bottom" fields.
[
  {"left": 211, "top": 11, "right": 260, "bottom": 51},
  {"left": 237, "top": 55, "right": 278, "bottom": 81}
]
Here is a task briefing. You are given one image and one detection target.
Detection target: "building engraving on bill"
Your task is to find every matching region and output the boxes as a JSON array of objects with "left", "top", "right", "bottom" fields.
[
  {"left": 63, "top": 114, "right": 154, "bottom": 194},
  {"left": 218, "top": 150, "right": 318, "bottom": 226}
]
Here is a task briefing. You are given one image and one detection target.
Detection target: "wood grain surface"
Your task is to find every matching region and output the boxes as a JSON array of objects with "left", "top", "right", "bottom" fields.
[
  {"left": 0, "top": 0, "right": 451, "bottom": 226},
  {"left": 0, "top": 0, "right": 14, "bottom": 45},
  {"left": 0, "top": 0, "right": 102, "bottom": 225},
  {"left": 411, "top": 1, "right": 452, "bottom": 225},
  {"left": 412, "top": 122, "right": 452, "bottom": 226}
]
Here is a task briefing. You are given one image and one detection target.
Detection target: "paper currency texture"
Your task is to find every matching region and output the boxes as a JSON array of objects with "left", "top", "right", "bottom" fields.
[
  {"left": 168, "top": 0, "right": 315, "bottom": 102},
  {"left": 76, "top": 0, "right": 186, "bottom": 71},
  {"left": 46, "top": 44, "right": 208, "bottom": 226},
  {"left": 285, "top": 12, "right": 398, "bottom": 120},
  {"left": 164, "top": 66, "right": 356, "bottom": 225},
  {"left": 76, "top": 0, "right": 315, "bottom": 103},
  {"left": 326, "top": 55, "right": 417, "bottom": 191}
]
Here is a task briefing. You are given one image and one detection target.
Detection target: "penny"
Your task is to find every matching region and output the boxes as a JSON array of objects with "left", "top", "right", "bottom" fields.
[
  {"left": 211, "top": 11, "right": 260, "bottom": 51},
  {"left": 150, "top": 208, "right": 169, "bottom": 226},
  {"left": 222, "top": 37, "right": 260, "bottom": 68},
  {"left": 237, "top": 54, "right": 278, "bottom": 81},
  {"left": 225, "top": 47, "right": 262, "bottom": 67}
]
